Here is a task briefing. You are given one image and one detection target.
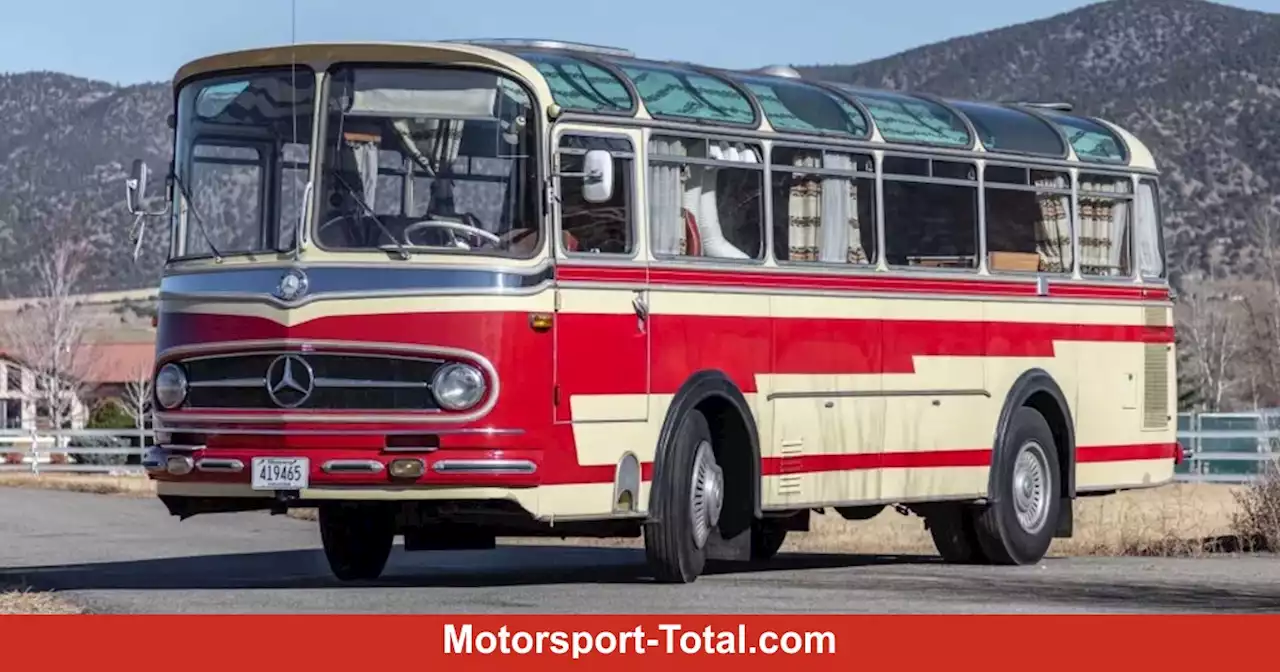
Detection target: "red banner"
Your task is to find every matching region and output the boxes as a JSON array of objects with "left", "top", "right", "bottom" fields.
[{"left": 0, "top": 614, "right": 1265, "bottom": 669}]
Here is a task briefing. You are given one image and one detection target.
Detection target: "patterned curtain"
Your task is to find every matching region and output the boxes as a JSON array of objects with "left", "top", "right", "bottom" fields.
[
  {"left": 1078, "top": 177, "right": 1130, "bottom": 275},
  {"left": 787, "top": 154, "right": 822, "bottom": 261},
  {"left": 1033, "top": 176, "right": 1071, "bottom": 273},
  {"left": 787, "top": 153, "right": 867, "bottom": 263}
]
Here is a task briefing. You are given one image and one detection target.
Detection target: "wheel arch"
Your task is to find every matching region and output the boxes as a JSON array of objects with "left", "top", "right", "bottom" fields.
[
  {"left": 989, "top": 368, "right": 1076, "bottom": 502},
  {"left": 648, "top": 370, "right": 762, "bottom": 523}
]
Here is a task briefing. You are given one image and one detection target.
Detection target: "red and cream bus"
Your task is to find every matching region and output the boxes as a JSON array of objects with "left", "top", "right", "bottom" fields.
[{"left": 126, "top": 38, "right": 1178, "bottom": 583}]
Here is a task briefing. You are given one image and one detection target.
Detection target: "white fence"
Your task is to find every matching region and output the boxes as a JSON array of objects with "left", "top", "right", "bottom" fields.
[
  {"left": 0, "top": 419, "right": 1276, "bottom": 484},
  {"left": 0, "top": 428, "right": 151, "bottom": 475}
]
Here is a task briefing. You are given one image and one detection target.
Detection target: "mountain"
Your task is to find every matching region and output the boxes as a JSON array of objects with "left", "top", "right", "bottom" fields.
[
  {"left": 1, "top": 0, "right": 1277, "bottom": 297},
  {"left": 797, "top": 0, "right": 1280, "bottom": 282}
]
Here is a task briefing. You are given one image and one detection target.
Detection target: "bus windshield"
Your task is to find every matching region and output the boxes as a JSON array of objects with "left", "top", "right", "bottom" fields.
[
  {"left": 313, "top": 65, "right": 541, "bottom": 259},
  {"left": 171, "top": 68, "right": 316, "bottom": 260}
]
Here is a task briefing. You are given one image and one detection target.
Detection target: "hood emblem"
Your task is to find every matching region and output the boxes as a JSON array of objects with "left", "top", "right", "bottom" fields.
[
  {"left": 265, "top": 355, "right": 315, "bottom": 408},
  {"left": 275, "top": 268, "right": 309, "bottom": 302}
]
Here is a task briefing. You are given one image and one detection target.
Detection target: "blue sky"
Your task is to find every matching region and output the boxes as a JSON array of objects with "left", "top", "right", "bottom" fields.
[{"left": 4, "top": 0, "right": 1278, "bottom": 85}]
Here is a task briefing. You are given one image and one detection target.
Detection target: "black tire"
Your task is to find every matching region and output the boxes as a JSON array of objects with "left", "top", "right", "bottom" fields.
[
  {"left": 750, "top": 518, "right": 788, "bottom": 561},
  {"left": 971, "top": 406, "right": 1062, "bottom": 565},
  {"left": 318, "top": 502, "right": 396, "bottom": 582},
  {"left": 644, "top": 409, "right": 720, "bottom": 583},
  {"left": 925, "top": 504, "right": 988, "bottom": 564}
]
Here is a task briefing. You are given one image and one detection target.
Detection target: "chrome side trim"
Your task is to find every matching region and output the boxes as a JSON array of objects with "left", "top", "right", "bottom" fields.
[
  {"left": 432, "top": 459, "right": 537, "bottom": 475},
  {"left": 313, "top": 378, "right": 430, "bottom": 389},
  {"left": 159, "top": 261, "right": 555, "bottom": 307},
  {"left": 196, "top": 458, "right": 245, "bottom": 473},
  {"left": 581, "top": 282, "right": 1169, "bottom": 308},
  {"left": 766, "top": 388, "right": 991, "bottom": 401},
  {"left": 322, "top": 459, "right": 386, "bottom": 474},
  {"left": 189, "top": 378, "right": 266, "bottom": 389}
]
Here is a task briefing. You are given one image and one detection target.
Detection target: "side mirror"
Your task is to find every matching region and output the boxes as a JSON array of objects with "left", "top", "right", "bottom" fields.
[
  {"left": 581, "top": 149, "right": 614, "bottom": 204},
  {"left": 125, "top": 159, "right": 150, "bottom": 215}
]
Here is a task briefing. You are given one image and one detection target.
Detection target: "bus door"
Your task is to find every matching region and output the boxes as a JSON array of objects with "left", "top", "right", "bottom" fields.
[{"left": 549, "top": 126, "right": 649, "bottom": 424}]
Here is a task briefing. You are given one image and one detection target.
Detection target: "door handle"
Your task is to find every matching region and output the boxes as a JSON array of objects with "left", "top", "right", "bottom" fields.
[{"left": 632, "top": 291, "right": 648, "bottom": 333}]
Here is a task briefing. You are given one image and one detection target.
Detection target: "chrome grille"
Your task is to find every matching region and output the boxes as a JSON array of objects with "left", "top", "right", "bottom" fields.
[{"left": 181, "top": 352, "right": 444, "bottom": 411}]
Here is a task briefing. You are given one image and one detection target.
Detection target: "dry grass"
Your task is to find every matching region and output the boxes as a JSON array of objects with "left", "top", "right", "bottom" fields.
[
  {"left": 0, "top": 472, "right": 156, "bottom": 497},
  {"left": 1228, "top": 461, "right": 1280, "bottom": 552},
  {"left": 0, "top": 474, "right": 1260, "bottom": 558},
  {"left": 0, "top": 587, "right": 84, "bottom": 614}
]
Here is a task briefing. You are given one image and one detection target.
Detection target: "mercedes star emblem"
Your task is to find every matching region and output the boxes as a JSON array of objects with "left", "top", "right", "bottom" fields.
[
  {"left": 265, "top": 355, "right": 315, "bottom": 408},
  {"left": 274, "top": 267, "right": 309, "bottom": 302}
]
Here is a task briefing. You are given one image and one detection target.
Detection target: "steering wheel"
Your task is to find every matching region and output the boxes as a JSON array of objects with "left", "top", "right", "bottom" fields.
[
  {"left": 318, "top": 213, "right": 374, "bottom": 246},
  {"left": 403, "top": 215, "right": 501, "bottom": 249}
]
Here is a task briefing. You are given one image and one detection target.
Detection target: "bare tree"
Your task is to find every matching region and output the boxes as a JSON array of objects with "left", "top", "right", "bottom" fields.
[
  {"left": 1239, "top": 204, "right": 1280, "bottom": 408},
  {"left": 0, "top": 239, "right": 94, "bottom": 432},
  {"left": 1175, "top": 274, "right": 1246, "bottom": 412},
  {"left": 122, "top": 360, "right": 152, "bottom": 432}
]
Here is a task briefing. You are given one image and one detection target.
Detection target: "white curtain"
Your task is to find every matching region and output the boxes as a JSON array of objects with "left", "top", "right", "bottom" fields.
[
  {"left": 648, "top": 137, "right": 686, "bottom": 256},
  {"left": 648, "top": 138, "right": 755, "bottom": 259},
  {"left": 1135, "top": 182, "right": 1163, "bottom": 277}
]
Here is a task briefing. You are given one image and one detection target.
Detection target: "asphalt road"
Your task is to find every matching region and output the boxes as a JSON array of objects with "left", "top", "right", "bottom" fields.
[{"left": 2, "top": 487, "right": 1279, "bottom": 614}]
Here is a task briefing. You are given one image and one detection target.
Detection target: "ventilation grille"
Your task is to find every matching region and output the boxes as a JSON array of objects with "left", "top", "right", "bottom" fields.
[
  {"left": 1143, "top": 344, "right": 1170, "bottom": 429},
  {"left": 1144, "top": 305, "right": 1167, "bottom": 327},
  {"left": 777, "top": 439, "right": 804, "bottom": 496}
]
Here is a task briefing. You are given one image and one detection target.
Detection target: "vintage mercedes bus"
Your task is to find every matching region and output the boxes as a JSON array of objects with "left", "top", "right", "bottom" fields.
[{"left": 125, "top": 38, "right": 1179, "bottom": 583}]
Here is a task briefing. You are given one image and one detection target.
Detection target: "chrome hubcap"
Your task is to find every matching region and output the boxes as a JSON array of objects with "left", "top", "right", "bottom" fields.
[
  {"left": 1012, "top": 440, "right": 1050, "bottom": 534},
  {"left": 689, "top": 440, "right": 724, "bottom": 549}
]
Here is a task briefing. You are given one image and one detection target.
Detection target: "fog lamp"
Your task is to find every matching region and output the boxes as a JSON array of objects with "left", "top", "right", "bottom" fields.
[{"left": 389, "top": 458, "right": 425, "bottom": 479}]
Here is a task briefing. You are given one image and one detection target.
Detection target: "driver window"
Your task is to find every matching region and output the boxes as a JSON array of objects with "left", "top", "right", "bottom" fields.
[{"left": 558, "top": 134, "right": 635, "bottom": 256}]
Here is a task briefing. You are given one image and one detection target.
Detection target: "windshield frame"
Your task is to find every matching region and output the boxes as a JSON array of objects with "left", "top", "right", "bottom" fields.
[
  {"left": 306, "top": 61, "right": 547, "bottom": 262},
  {"left": 167, "top": 65, "right": 321, "bottom": 264}
]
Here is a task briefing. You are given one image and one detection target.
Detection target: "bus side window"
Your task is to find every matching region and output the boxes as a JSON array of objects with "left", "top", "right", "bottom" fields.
[
  {"left": 983, "top": 167, "right": 1073, "bottom": 274},
  {"left": 558, "top": 135, "right": 635, "bottom": 256},
  {"left": 882, "top": 156, "right": 979, "bottom": 270},
  {"left": 770, "top": 147, "right": 876, "bottom": 266},
  {"left": 1135, "top": 179, "right": 1164, "bottom": 279},
  {"left": 648, "top": 135, "right": 764, "bottom": 261},
  {"left": 1078, "top": 173, "right": 1133, "bottom": 278}
]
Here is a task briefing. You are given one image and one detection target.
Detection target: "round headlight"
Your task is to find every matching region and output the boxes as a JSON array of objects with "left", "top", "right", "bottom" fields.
[
  {"left": 431, "top": 363, "right": 487, "bottom": 411},
  {"left": 154, "top": 363, "right": 188, "bottom": 410}
]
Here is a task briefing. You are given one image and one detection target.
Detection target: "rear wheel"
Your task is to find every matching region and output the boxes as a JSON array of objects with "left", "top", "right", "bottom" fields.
[
  {"left": 925, "top": 504, "right": 988, "bottom": 564},
  {"left": 750, "top": 518, "right": 788, "bottom": 561},
  {"left": 318, "top": 502, "right": 395, "bottom": 582},
  {"left": 644, "top": 409, "right": 724, "bottom": 583},
  {"left": 971, "top": 406, "right": 1061, "bottom": 565}
]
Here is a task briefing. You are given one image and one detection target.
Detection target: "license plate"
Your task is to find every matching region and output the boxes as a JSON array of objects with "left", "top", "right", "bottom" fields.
[{"left": 251, "top": 457, "right": 310, "bottom": 491}]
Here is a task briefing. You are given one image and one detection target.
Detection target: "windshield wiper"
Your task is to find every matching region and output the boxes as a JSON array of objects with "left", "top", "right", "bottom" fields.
[
  {"left": 328, "top": 171, "right": 412, "bottom": 260},
  {"left": 171, "top": 171, "right": 223, "bottom": 262}
]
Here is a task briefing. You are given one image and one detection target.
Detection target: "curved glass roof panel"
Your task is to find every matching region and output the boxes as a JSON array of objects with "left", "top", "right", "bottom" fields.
[
  {"left": 730, "top": 74, "right": 868, "bottom": 137},
  {"left": 516, "top": 51, "right": 633, "bottom": 113},
  {"left": 1040, "top": 111, "right": 1128, "bottom": 164},
  {"left": 947, "top": 100, "right": 1066, "bottom": 157},
  {"left": 606, "top": 59, "right": 756, "bottom": 126},
  {"left": 833, "top": 85, "right": 970, "bottom": 147}
]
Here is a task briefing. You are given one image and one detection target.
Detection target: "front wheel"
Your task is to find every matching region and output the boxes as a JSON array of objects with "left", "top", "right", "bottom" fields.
[
  {"left": 644, "top": 409, "right": 724, "bottom": 583},
  {"left": 318, "top": 502, "right": 396, "bottom": 582}
]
